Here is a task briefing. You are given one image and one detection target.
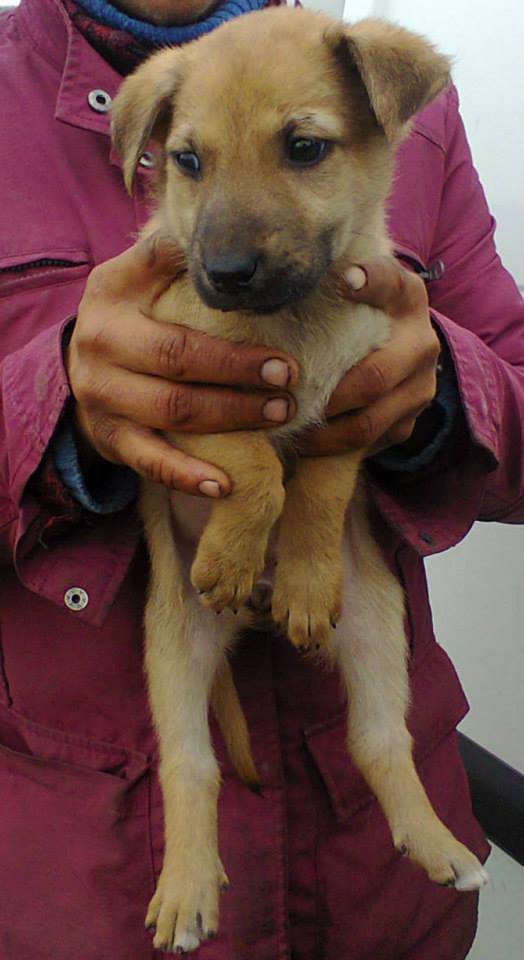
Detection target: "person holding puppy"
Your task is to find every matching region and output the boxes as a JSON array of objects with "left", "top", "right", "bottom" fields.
[{"left": 0, "top": 1, "right": 522, "bottom": 959}]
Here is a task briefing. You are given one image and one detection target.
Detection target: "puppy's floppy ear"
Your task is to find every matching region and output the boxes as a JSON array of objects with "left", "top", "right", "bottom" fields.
[
  {"left": 324, "top": 19, "right": 451, "bottom": 142},
  {"left": 111, "top": 48, "right": 183, "bottom": 193}
]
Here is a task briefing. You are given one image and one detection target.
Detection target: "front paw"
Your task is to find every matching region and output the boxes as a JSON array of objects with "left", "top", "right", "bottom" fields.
[
  {"left": 191, "top": 538, "right": 265, "bottom": 613},
  {"left": 272, "top": 565, "right": 341, "bottom": 651},
  {"left": 145, "top": 859, "right": 229, "bottom": 954}
]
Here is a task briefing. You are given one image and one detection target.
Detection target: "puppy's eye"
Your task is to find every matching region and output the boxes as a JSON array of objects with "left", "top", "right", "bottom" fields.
[
  {"left": 287, "top": 137, "right": 329, "bottom": 166},
  {"left": 172, "top": 151, "right": 201, "bottom": 176}
]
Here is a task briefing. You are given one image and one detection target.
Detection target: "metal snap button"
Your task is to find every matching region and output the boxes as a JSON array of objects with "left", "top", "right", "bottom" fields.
[
  {"left": 138, "top": 151, "right": 155, "bottom": 169},
  {"left": 87, "top": 89, "right": 112, "bottom": 114},
  {"left": 64, "top": 587, "right": 89, "bottom": 611}
]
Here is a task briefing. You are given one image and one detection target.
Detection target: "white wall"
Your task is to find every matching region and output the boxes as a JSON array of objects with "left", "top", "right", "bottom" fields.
[{"left": 341, "top": 0, "right": 524, "bottom": 288}]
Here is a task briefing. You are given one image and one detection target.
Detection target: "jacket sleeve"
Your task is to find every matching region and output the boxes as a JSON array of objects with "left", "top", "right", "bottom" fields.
[
  {"left": 0, "top": 316, "right": 74, "bottom": 564},
  {"left": 371, "top": 86, "right": 524, "bottom": 556}
]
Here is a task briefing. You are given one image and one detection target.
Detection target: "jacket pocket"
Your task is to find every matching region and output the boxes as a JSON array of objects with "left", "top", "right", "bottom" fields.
[
  {"left": 0, "top": 702, "right": 155, "bottom": 960},
  {"left": 303, "top": 640, "right": 469, "bottom": 824},
  {"left": 0, "top": 251, "right": 90, "bottom": 298}
]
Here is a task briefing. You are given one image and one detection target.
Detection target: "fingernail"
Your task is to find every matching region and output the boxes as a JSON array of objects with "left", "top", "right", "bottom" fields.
[
  {"left": 199, "top": 479, "right": 222, "bottom": 497},
  {"left": 263, "top": 398, "right": 289, "bottom": 422},
  {"left": 261, "top": 358, "right": 290, "bottom": 387},
  {"left": 345, "top": 266, "right": 367, "bottom": 291}
]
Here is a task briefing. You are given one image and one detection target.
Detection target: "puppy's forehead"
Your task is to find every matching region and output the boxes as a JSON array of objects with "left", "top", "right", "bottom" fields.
[{"left": 174, "top": 8, "right": 347, "bottom": 139}]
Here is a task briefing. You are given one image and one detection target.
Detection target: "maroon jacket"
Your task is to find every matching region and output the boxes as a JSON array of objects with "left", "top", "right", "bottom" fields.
[{"left": 2, "top": 0, "right": 524, "bottom": 958}]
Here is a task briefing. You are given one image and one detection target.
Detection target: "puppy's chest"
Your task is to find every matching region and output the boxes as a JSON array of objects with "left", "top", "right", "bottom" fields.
[{"left": 153, "top": 277, "right": 390, "bottom": 436}]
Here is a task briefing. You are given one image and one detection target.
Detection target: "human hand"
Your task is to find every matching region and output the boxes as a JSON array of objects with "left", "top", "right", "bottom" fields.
[
  {"left": 298, "top": 257, "right": 440, "bottom": 456},
  {"left": 66, "top": 235, "right": 297, "bottom": 497}
]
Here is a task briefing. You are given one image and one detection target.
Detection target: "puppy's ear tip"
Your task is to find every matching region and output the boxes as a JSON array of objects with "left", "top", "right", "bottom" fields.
[
  {"left": 326, "top": 18, "right": 452, "bottom": 140},
  {"left": 123, "top": 166, "right": 136, "bottom": 196}
]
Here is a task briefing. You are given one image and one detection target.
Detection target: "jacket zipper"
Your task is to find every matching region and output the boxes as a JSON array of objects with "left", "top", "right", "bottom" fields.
[
  {"left": 395, "top": 250, "right": 445, "bottom": 282},
  {"left": 0, "top": 258, "right": 81, "bottom": 274}
]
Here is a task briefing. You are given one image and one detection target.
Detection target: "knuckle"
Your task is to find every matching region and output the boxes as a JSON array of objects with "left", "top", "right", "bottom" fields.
[
  {"left": 157, "top": 327, "right": 189, "bottom": 379},
  {"left": 222, "top": 389, "right": 248, "bottom": 426},
  {"left": 417, "top": 369, "right": 438, "bottom": 407},
  {"left": 84, "top": 262, "right": 112, "bottom": 301},
  {"left": 75, "top": 308, "right": 110, "bottom": 357},
  {"left": 396, "top": 268, "right": 427, "bottom": 314},
  {"left": 348, "top": 411, "right": 376, "bottom": 449},
  {"left": 421, "top": 328, "right": 441, "bottom": 363},
  {"left": 359, "top": 358, "right": 388, "bottom": 401},
  {"left": 390, "top": 419, "right": 416, "bottom": 445},
  {"left": 73, "top": 369, "right": 112, "bottom": 410},
  {"left": 135, "top": 453, "right": 181, "bottom": 490},
  {"left": 165, "top": 384, "right": 194, "bottom": 425},
  {"left": 135, "top": 454, "right": 164, "bottom": 485},
  {"left": 90, "top": 414, "right": 120, "bottom": 456},
  {"left": 393, "top": 266, "right": 408, "bottom": 299}
]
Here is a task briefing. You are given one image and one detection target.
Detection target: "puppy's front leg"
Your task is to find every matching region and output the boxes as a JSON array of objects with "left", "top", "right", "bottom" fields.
[
  {"left": 171, "top": 431, "right": 285, "bottom": 613},
  {"left": 272, "top": 451, "right": 363, "bottom": 649}
]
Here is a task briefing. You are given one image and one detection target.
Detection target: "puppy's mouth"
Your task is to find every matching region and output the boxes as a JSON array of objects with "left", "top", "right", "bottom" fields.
[{"left": 191, "top": 256, "right": 331, "bottom": 315}]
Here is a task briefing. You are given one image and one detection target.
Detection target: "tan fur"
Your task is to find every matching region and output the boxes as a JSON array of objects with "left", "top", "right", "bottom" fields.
[{"left": 113, "top": 8, "right": 485, "bottom": 953}]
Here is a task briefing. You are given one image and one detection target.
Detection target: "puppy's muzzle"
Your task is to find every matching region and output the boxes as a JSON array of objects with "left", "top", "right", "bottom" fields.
[{"left": 194, "top": 246, "right": 330, "bottom": 314}]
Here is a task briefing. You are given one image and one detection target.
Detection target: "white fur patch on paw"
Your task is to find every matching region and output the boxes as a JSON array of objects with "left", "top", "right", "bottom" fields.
[
  {"left": 454, "top": 865, "right": 489, "bottom": 892},
  {"left": 173, "top": 930, "right": 200, "bottom": 953}
]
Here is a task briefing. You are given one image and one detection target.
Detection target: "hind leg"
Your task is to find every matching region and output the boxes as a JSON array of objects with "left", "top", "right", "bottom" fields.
[
  {"left": 141, "top": 481, "right": 250, "bottom": 953},
  {"left": 333, "top": 493, "right": 488, "bottom": 891}
]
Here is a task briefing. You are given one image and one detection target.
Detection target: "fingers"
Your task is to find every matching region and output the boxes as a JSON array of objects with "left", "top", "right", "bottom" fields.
[
  {"left": 314, "top": 256, "right": 440, "bottom": 456},
  {"left": 84, "top": 312, "right": 298, "bottom": 391},
  {"left": 340, "top": 257, "right": 428, "bottom": 318},
  {"left": 75, "top": 365, "right": 294, "bottom": 433},
  {"left": 84, "top": 232, "right": 186, "bottom": 305},
  {"left": 82, "top": 414, "right": 232, "bottom": 497},
  {"left": 326, "top": 324, "right": 439, "bottom": 417},
  {"left": 299, "top": 369, "right": 435, "bottom": 457}
]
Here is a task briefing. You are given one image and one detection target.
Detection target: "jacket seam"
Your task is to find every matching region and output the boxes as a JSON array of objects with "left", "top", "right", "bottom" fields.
[
  {"left": 16, "top": 0, "right": 67, "bottom": 72},
  {"left": 411, "top": 124, "right": 446, "bottom": 154},
  {"left": 0, "top": 700, "right": 149, "bottom": 762}
]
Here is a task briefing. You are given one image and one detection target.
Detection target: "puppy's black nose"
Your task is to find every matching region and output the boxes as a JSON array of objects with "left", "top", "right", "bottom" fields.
[{"left": 206, "top": 253, "right": 258, "bottom": 294}]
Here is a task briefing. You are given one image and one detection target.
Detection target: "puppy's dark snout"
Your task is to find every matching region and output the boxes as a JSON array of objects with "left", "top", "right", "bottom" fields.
[{"left": 205, "top": 252, "right": 259, "bottom": 294}]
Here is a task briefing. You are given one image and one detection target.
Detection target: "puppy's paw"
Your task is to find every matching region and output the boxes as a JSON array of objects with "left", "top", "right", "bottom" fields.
[
  {"left": 394, "top": 824, "right": 488, "bottom": 891},
  {"left": 272, "top": 565, "right": 341, "bottom": 651},
  {"left": 191, "top": 533, "right": 265, "bottom": 613},
  {"left": 145, "top": 860, "right": 229, "bottom": 954}
]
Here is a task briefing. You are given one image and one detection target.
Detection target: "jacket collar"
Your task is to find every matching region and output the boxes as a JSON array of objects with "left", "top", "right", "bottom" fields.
[{"left": 18, "top": 0, "right": 122, "bottom": 137}]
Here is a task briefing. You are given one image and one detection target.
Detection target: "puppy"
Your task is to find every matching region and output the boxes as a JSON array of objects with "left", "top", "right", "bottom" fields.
[{"left": 112, "top": 7, "right": 488, "bottom": 953}]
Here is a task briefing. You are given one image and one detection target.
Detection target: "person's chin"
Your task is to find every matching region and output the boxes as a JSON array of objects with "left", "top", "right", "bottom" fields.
[{"left": 145, "top": 2, "right": 220, "bottom": 27}]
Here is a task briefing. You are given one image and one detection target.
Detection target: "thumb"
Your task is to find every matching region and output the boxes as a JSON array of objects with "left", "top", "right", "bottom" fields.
[
  {"left": 96, "top": 232, "right": 186, "bottom": 303},
  {"left": 340, "top": 257, "right": 423, "bottom": 318}
]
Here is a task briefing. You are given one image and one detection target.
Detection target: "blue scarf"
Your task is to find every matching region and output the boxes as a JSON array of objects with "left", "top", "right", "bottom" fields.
[{"left": 75, "top": 0, "right": 268, "bottom": 44}]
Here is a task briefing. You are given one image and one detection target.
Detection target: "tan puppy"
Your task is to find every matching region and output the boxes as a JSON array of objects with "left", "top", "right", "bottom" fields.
[{"left": 112, "top": 7, "right": 488, "bottom": 953}]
